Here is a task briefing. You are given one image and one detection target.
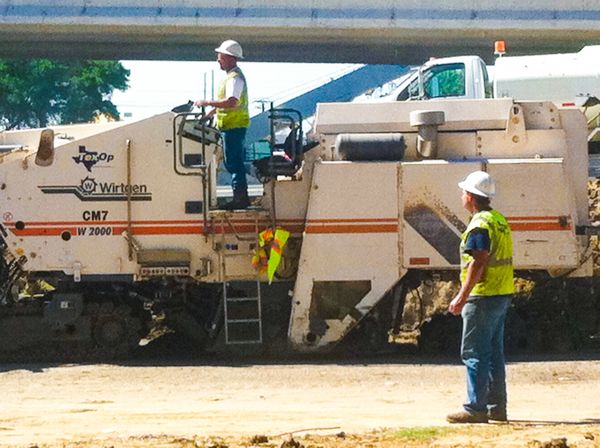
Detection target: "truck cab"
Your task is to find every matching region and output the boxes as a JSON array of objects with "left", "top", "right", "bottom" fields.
[{"left": 387, "top": 55, "right": 491, "bottom": 102}]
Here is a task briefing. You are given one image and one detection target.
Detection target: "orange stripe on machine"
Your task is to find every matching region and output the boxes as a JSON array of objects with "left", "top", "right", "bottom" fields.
[
  {"left": 305, "top": 218, "right": 398, "bottom": 234},
  {"left": 507, "top": 216, "right": 572, "bottom": 231},
  {"left": 4, "top": 216, "right": 573, "bottom": 237}
]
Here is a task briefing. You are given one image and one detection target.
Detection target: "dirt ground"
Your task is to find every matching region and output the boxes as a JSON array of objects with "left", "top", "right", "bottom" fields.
[{"left": 1, "top": 354, "right": 600, "bottom": 448}]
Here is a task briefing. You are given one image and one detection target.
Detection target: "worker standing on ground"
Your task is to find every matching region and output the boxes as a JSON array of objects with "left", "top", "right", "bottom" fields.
[
  {"left": 195, "top": 39, "right": 250, "bottom": 210},
  {"left": 446, "top": 171, "right": 514, "bottom": 424}
]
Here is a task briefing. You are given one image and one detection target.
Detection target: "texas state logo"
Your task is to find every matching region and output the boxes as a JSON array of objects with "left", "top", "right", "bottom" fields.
[{"left": 73, "top": 146, "right": 115, "bottom": 172}]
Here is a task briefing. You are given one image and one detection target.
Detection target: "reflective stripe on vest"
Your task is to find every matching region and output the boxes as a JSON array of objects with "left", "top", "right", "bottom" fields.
[
  {"left": 216, "top": 67, "right": 249, "bottom": 130},
  {"left": 460, "top": 209, "right": 514, "bottom": 296}
]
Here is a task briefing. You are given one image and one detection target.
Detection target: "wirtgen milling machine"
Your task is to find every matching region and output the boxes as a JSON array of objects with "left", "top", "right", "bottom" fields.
[{"left": 0, "top": 98, "right": 595, "bottom": 360}]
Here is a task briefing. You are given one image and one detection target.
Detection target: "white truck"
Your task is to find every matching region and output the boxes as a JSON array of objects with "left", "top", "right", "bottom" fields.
[
  {"left": 387, "top": 43, "right": 600, "bottom": 106},
  {"left": 384, "top": 43, "right": 600, "bottom": 171}
]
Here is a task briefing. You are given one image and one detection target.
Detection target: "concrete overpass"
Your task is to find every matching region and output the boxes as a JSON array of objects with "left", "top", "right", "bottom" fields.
[{"left": 1, "top": 0, "right": 600, "bottom": 63}]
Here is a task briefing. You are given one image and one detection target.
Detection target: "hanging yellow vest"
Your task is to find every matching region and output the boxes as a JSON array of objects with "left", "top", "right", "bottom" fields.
[
  {"left": 267, "top": 228, "right": 290, "bottom": 284},
  {"left": 251, "top": 227, "right": 290, "bottom": 284},
  {"left": 460, "top": 209, "right": 514, "bottom": 296},
  {"left": 251, "top": 228, "right": 273, "bottom": 273},
  {"left": 216, "top": 67, "right": 249, "bottom": 131}
]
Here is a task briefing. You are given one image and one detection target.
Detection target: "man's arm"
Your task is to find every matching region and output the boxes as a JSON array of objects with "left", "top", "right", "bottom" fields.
[
  {"left": 193, "top": 95, "right": 237, "bottom": 121},
  {"left": 448, "top": 249, "right": 489, "bottom": 315},
  {"left": 195, "top": 75, "right": 243, "bottom": 110},
  {"left": 194, "top": 97, "right": 239, "bottom": 109}
]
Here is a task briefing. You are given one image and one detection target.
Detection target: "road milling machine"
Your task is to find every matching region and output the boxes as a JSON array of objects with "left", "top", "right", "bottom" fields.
[{"left": 0, "top": 98, "right": 597, "bottom": 360}]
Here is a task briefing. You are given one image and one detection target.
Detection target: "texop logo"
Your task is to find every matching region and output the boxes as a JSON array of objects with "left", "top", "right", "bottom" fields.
[{"left": 73, "top": 146, "right": 114, "bottom": 172}]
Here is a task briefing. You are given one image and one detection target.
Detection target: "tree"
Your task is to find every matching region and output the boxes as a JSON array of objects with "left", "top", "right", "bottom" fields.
[{"left": 0, "top": 60, "right": 129, "bottom": 130}]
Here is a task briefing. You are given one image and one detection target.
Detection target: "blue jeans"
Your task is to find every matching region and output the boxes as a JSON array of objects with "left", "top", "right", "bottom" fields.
[
  {"left": 461, "top": 294, "right": 512, "bottom": 415},
  {"left": 222, "top": 127, "right": 248, "bottom": 192}
]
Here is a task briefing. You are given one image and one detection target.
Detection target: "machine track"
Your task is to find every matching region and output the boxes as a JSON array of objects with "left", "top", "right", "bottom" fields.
[{"left": 0, "top": 295, "right": 147, "bottom": 363}]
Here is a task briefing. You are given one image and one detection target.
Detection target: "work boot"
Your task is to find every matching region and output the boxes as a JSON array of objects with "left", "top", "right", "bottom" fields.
[
  {"left": 446, "top": 410, "right": 488, "bottom": 424},
  {"left": 223, "top": 189, "right": 250, "bottom": 210},
  {"left": 487, "top": 408, "right": 508, "bottom": 422}
]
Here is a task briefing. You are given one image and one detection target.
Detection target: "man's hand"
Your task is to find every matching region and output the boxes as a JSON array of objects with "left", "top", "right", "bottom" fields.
[
  {"left": 449, "top": 249, "right": 489, "bottom": 316},
  {"left": 194, "top": 97, "right": 238, "bottom": 110},
  {"left": 448, "top": 293, "right": 467, "bottom": 316},
  {"left": 194, "top": 99, "right": 211, "bottom": 108}
]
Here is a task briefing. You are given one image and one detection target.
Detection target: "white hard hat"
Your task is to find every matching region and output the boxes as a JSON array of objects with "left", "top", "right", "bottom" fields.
[
  {"left": 458, "top": 170, "right": 496, "bottom": 198},
  {"left": 215, "top": 40, "right": 244, "bottom": 59}
]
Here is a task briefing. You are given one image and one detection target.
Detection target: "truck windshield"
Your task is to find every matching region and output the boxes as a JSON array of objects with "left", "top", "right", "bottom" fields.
[{"left": 401, "top": 62, "right": 466, "bottom": 100}]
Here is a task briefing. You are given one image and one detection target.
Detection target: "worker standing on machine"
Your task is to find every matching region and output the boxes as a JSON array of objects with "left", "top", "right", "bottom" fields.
[
  {"left": 446, "top": 171, "right": 514, "bottom": 424},
  {"left": 195, "top": 39, "right": 250, "bottom": 210}
]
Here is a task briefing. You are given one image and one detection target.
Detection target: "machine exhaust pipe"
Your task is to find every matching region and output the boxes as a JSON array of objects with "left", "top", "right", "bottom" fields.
[
  {"left": 35, "top": 129, "right": 55, "bottom": 167},
  {"left": 409, "top": 110, "right": 445, "bottom": 159}
]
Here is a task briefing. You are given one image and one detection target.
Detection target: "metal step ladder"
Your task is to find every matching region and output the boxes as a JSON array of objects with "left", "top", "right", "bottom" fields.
[
  {"left": 209, "top": 209, "right": 270, "bottom": 345},
  {"left": 223, "top": 280, "right": 263, "bottom": 345}
]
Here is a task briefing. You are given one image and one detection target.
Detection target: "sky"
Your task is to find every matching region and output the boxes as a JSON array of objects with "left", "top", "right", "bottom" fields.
[{"left": 111, "top": 61, "right": 359, "bottom": 121}]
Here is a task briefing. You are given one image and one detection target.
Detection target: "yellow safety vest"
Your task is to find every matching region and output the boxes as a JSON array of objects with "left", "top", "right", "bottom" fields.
[
  {"left": 460, "top": 209, "right": 514, "bottom": 296},
  {"left": 267, "top": 228, "right": 290, "bottom": 284},
  {"left": 216, "top": 67, "right": 249, "bottom": 131},
  {"left": 251, "top": 227, "right": 290, "bottom": 284}
]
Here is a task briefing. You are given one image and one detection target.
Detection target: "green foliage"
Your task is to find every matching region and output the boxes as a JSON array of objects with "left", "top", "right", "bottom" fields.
[
  {"left": 392, "top": 426, "right": 452, "bottom": 441},
  {"left": 0, "top": 60, "right": 129, "bottom": 130},
  {"left": 424, "top": 64, "right": 465, "bottom": 98},
  {"left": 404, "top": 63, "right": 466, "bottom": 100}
]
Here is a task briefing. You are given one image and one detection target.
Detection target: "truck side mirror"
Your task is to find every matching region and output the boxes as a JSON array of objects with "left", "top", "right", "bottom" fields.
[{"left": 35, "top": 129, "right": 55, "bottom": 167}]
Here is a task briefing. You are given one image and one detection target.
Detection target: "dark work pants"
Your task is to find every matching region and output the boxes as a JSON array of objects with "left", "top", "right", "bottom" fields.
[{"left": 222, "top": 127, "right": 248, "bottom": 193}]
